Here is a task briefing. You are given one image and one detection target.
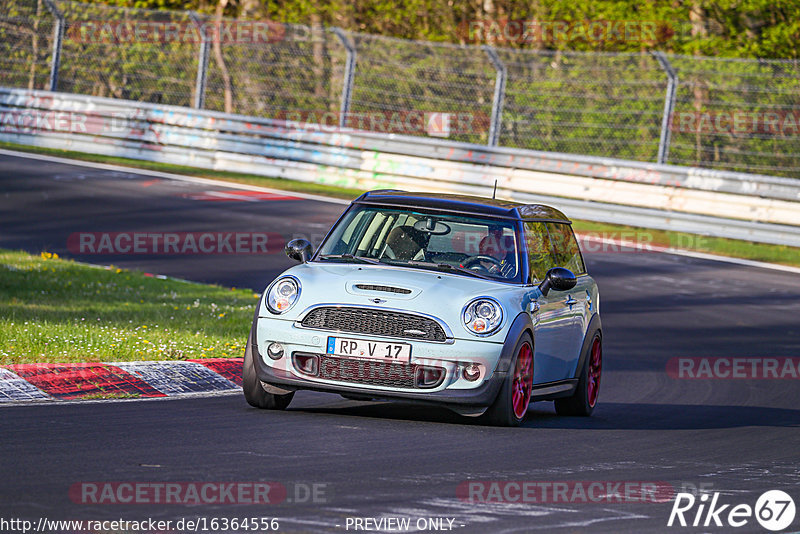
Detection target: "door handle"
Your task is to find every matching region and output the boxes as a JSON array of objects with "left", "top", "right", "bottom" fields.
[
  {"left": 529, "top": 300, "right": 540, "bottom": 325},
  {"left": 565, "top": 296, "right": 577, "bottom": 307}
]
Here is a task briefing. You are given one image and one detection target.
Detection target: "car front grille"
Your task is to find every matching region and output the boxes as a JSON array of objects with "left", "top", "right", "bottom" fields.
[
  {"left": 294, "top": 354, "right": 444, "bottom": 389},
  {"left": 319, "top": 355, "right": 417, "bottom": 388},
  {"left": 299, "top": 306, "right": 448, "bottom": 342}
]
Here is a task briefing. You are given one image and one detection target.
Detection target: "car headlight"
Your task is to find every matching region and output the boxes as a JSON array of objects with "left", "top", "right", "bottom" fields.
[
  {"left": 462, "top": 297, "right": 503, "bottom": 336},
  {"left": 267, "top": 276, "right": 301, "bottom": 314}
]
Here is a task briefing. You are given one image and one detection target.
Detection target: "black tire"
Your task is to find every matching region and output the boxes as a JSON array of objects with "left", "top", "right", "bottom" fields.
[
  {"left": 242, "top": 333, "right": 294, "bottom": 410},
  {"left": 482, "top": 333, "right": 534, "bottom": 427},
  {"left": 555, "top": 332, "right": 602, "bottom": 416}
]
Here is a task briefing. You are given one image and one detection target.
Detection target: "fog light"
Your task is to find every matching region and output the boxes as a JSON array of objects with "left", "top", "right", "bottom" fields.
[
  {"left": 267, "top": 342, "right": 284, "bottom": 360},
  {"left": 463, "top": 363, "right": 481, "bottom": 382},
  {"left": 293, "top": 354, "right": 318, "bottom": 376},
  {"left": 415, "top": 366, "right": 445, "bottom": 389}
]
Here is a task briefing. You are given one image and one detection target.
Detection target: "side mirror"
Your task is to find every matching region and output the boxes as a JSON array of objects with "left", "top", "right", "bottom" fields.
[
  {"left": 538, "top": 267, "right": 576, "bottom": 296},
  {"left": 285, "top": 238, "right": 313, "bottom": 263}
]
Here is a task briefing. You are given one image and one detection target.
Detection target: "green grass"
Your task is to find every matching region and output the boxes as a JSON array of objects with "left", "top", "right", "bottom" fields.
[
  {"left": 80, "top": 392, "right": 142, "bottom": 400},
  {"left": 3, "top": 141, "right": 800, "bottom": 267},
  {"left": 0, "top": 249, "right": 256, "bottom": 365}
]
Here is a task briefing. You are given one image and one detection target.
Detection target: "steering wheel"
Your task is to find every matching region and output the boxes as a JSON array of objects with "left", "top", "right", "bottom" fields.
[{"left": 462, "top": 254, "right": 504, "bottom": 273}]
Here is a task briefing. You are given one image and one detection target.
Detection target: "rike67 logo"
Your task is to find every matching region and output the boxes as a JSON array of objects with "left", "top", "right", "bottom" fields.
[{"left": 668, "top": 490, "right": 796, "bottom": 531}]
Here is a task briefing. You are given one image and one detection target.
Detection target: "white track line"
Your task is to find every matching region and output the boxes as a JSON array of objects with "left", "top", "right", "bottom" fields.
[
  {"left": 0, "top": 389, "right": 241, "bottom": 408},
  {"left": 577, "top": 234, "right": 800, "bottom": 275},
  {"left": 0, "top": 147, "right": 350, "bottom": 205},
  {"left": 2, "top": 147, "right": 798, "bottom": 275}
]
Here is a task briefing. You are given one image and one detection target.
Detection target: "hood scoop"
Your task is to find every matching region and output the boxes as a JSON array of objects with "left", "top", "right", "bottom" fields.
[
  {"left": 354, "top": 283, "right": 412, "bottom": 295},
  {"left": 347, "top": 281, "right": 420, "bottom": 300}
]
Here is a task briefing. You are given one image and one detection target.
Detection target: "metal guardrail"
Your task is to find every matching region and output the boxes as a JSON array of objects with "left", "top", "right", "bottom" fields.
[{"left": 2, "top": 87, "right": 800, "bottom": 247}]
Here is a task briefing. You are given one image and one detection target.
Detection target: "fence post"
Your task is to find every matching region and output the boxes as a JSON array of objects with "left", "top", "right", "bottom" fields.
[
  {"left": 190, "top": 12, "right": 209, "bottom": 109},
  {"left": 332, "top": 28, "right": 356, "bottom": 128},
  {"left": 653, "top": 51, "right": 678, "bottom": 165},
  {"left": 42, "top": 0, "right": 64, "bottom": 92},
  {"left": 483, "top": 45, "right": 506, "bottom": 147}
]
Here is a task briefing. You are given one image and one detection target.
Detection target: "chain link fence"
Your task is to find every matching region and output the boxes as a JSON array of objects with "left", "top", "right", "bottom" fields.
[
  {"left": 204, "top": 24, "right": 348, "bottom": 118},
  {"left": 668, "top": 55, "right": 800, "bottom": 177},
  {"left": 0, "top": 0, "right": 56, "bottom": 91},
  {"left": 1, "top": 0, "right": 799, "bottom": 177},
  {"left": 56, "top": 0, "right": 198, "bottom": 105},
  {"left": 347, "top": 33, "right": 496, "bottom": 144},
  {"left": 497, "top": 50, "right": 669, "bottom": 162}
]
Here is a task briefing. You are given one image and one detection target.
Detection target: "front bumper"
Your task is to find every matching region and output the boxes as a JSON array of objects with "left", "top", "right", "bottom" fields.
[{"left": 252, "top": 315, "right": 511, "bottom": 408}]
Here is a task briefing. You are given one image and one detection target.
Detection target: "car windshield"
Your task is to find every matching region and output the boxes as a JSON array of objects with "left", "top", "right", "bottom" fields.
[{"left": 316, "top": 205, "right": 521, "bottom": 282}]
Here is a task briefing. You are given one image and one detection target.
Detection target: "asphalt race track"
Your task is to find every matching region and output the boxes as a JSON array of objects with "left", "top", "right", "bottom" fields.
[{"left": 1, "top": 151, "right": 800, "bottom": 533}]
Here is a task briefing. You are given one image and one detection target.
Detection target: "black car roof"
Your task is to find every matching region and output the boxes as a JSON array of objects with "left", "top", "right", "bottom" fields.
[{"left": 353, "top": 190, "right": 571, "bottom": 223}]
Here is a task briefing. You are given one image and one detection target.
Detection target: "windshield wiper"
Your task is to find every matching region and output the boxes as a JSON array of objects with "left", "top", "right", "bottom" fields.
[
  {"left": 403, "top": 260, "right": 497, "bottom": 281},
  {"left": 317, "top": 254, "right": 382, "bottom": 265}
]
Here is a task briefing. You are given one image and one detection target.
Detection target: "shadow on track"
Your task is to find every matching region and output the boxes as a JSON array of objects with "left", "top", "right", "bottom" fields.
[
  {"left": 265, "top": 399, "right": 800, "bottom": 430},
  {"left": 528, "top": 402, "right": 800, "bottom": 430}
]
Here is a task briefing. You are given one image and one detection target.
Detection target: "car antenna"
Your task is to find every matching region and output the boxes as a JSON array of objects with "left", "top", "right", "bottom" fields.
[{"left": 492, "top": 179, "right": 498, "bottom": 199}]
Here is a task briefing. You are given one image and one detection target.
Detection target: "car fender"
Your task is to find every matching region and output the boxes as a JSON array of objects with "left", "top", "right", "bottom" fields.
[
  {"left": 572, "top": 312, "right": 602, "bottom": 379},
  {"left": 494, "top": 312, "right": 534, "bottom": 374},
  {"left": 248, "top": 293, "right": 296, "bottom": 395}
]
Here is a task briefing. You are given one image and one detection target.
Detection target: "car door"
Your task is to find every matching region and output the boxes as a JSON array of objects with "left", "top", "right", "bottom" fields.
[
  {"left": 524, "top": 222, "right": 573, "bottom": 385},
  {"left": 546, "top": 222, "right": 590, "bottom": 378}
]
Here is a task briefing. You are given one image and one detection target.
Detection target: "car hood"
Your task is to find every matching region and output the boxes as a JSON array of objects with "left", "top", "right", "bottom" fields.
[{"left": 260, "top": 262, "right": 528, "bottom": 341}]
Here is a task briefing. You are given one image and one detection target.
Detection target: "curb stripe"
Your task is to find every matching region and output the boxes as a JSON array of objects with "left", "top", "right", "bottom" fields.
[
  {"left": 186, "top": 190, "right": 301, "bottom": 202},
  {"left": 0, "top": 368, "right": 51, "bottom": 401},
  {"left": 0, "top": 359, "right": 246, "bottom": 404},
  {"left": 189, "top": 358, "right": 244, "bottom": 386},
  {"left": 4, "top": 363, "right": 166, "bottom": 400},
  {"left": 114, "top": 361, "right": 239, "bottom": 395}
]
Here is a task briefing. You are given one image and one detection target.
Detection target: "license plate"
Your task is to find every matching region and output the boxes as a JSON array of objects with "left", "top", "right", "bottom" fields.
[{"left": 326, "top": 336, "right": 411, "bottom": 363}]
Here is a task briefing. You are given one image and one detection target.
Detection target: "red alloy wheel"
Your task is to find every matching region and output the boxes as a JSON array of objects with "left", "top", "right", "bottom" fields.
[
  {"left": 511, "top": 342, "right": 534, "bottom": 419},
  {"left": 587, "top": 337, "right": 602, "bottom": 408}
]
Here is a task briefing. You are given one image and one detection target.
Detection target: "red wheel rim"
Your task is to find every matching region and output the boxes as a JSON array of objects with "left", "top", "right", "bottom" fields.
[
  {"left": 587, "top": 337, "right": 602, "bottom": 407},
  {"left": 511, "top": 342, "right": 534, "bottom": 419}
]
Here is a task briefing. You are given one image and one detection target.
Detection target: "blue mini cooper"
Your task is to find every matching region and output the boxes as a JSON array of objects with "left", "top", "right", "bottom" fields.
[{"left": 243, "top": 191, "right": 602, "bottom": 426}]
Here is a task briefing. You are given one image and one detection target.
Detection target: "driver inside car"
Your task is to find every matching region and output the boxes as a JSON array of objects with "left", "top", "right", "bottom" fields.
[{"left": 473, "top": 225, "right": 516, "bottom": 278}]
